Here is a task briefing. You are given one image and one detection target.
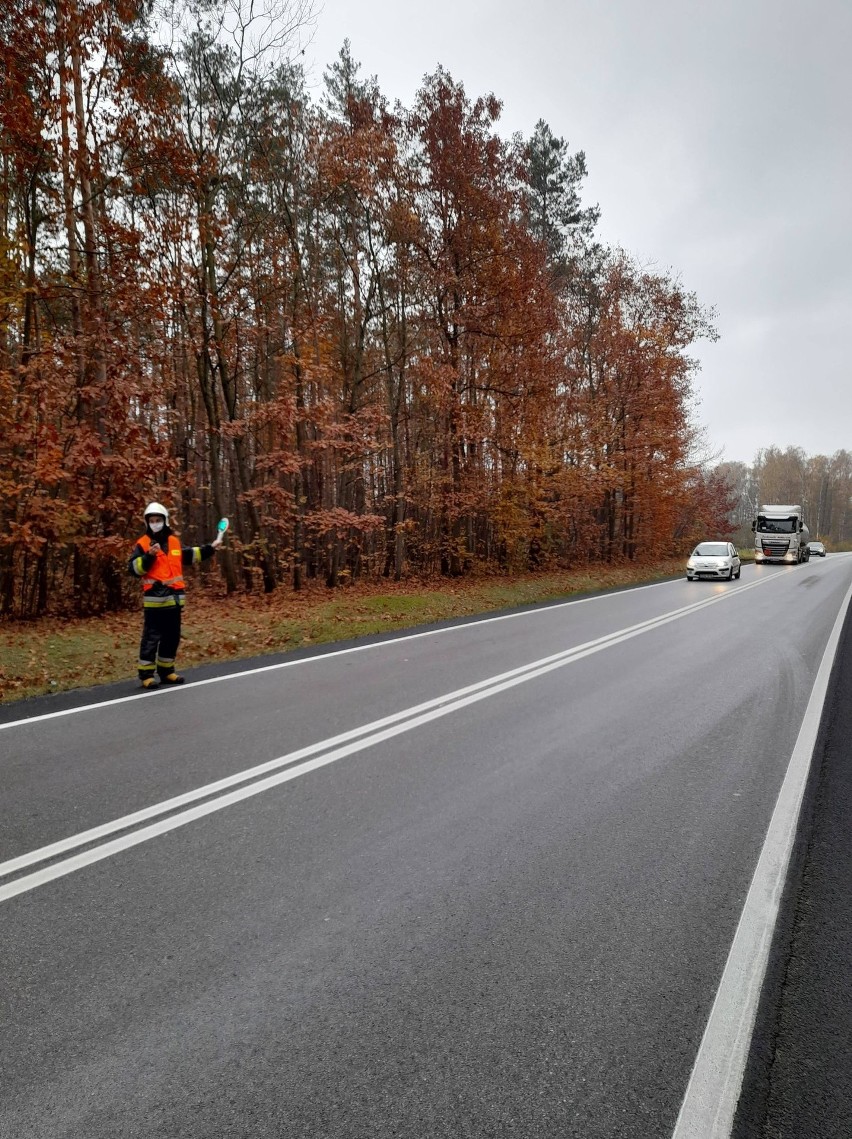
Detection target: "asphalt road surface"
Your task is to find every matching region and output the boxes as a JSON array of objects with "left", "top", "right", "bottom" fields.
[
  {"left": 733, "top": 557, "right": 852, "bottom": 1139},
  {"left": 3, "top": 556, "right": 852, "bottom": 1139}
]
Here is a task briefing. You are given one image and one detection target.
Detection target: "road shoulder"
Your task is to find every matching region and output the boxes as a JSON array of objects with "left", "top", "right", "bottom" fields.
[{"left": 733, "top": 599, "right": 852, "bottom": 1136}]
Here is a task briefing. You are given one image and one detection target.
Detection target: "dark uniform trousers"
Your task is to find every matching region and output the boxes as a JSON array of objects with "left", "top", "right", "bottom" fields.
[{"left": 138, "top": 598, "right": 183, "bottom": 680}]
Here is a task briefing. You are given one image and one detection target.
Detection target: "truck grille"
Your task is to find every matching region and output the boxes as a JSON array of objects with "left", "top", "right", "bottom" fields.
[{"left": 762, "top": 541, "right": 790, "bottom": 557}]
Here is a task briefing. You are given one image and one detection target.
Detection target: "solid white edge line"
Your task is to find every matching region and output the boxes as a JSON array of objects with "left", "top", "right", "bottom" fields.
[
  {"left": 4, "top": 560, "right": 847, "bottom": 735},
  {"left": 1, "top": 576, "right": 770, "bottom": 899},
  {"left": 670, "top": 575, "right": 852, "bottom": 1139},
  {"left": 0, "top": 575, "right": 698, "bottom": 733}
]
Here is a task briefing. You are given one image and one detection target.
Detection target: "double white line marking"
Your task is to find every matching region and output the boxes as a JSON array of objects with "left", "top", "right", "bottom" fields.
[{"left": 1, "top": 578, "right": 768, "bottom": 903}]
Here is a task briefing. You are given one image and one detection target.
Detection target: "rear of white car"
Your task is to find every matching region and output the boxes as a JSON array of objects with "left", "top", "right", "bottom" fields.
[{"left": 686, "top": 542, "right": 741, "bottom": 581}]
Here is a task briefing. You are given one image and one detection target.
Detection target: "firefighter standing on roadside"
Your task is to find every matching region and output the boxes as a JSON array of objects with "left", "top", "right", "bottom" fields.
[{"left": 128, "top": 502, "right": 225, "bottom": 689}]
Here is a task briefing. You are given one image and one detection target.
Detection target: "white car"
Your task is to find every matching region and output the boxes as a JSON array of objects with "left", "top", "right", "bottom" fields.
[{"left": 686, "top": 541, "right": 741, "bottom": 581}]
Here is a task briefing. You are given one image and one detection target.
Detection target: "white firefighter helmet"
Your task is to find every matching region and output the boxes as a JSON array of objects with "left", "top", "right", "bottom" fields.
[{"left": 143, "top": 501, "right": 169, "bottom": 524}]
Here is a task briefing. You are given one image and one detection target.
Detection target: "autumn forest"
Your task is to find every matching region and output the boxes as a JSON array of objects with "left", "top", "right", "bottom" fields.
[{"left": 1, "top": 0, "right": 759, "bottom": 620}]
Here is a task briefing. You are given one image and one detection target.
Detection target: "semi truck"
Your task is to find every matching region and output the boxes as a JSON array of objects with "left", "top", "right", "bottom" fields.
[{"left": 752, "top": 504, "right": 810, "bottom": 564}]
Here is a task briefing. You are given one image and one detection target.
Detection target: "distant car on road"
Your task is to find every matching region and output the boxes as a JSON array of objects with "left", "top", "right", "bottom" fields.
[
  {"left": 807, "top": 541, "right": 826, "bottom": 557},
  {"left": 686, "top": 541, "right": 741, "bottom": 581}
]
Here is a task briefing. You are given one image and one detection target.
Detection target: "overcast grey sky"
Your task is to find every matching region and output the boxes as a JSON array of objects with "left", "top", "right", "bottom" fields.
[{"left": 300, "top": 0, "right": 851, "bottom": 466}]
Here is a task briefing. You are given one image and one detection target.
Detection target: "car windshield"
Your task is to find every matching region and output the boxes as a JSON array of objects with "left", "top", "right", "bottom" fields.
[
  {"left": 693, "top": 543, "right": 729, "bottom": 556},
  {"left": 757, "top": 516, "right": 797, "bottom": 533}
]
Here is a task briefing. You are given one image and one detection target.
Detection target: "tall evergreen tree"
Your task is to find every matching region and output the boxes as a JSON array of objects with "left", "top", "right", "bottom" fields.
[{"left": 525, "top": 119, "right": 599, "bottom": 270}]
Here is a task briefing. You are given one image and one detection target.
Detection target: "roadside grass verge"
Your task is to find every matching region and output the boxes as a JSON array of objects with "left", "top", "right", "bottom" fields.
[{"left": 0, "top": 560, "right": 684, "bottom": 704}]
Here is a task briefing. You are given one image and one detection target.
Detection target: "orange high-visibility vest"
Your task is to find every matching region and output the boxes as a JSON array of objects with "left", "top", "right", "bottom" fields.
[{"left": 137, "top": 533, "right": 186, "bottom": 591}]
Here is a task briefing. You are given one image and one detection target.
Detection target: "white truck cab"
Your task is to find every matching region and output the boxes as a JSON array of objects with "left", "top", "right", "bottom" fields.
[{"left": 752, "top": 504, "right": 810, "bottom": 564}]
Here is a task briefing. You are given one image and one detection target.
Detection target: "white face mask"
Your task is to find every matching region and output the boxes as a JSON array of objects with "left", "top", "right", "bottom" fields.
[{"left": 148, "top": 520, "right": 165, "bottom": 534}]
